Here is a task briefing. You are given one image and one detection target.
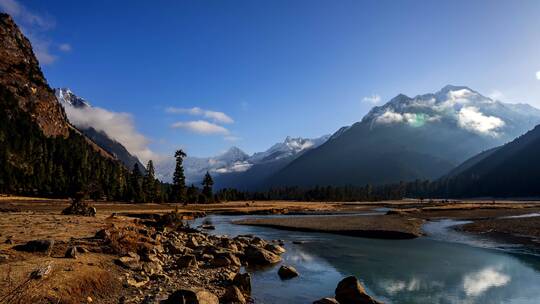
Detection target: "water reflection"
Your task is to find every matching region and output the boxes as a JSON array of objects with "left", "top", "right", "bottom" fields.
[
  {"left": 463, "top": 267, "right": 510, "bottom": 296},
  {"left": 194, "top": 215, "right": 540, "bottom": 304}
]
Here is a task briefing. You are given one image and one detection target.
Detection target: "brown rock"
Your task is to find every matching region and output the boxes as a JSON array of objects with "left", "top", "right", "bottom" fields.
[
  {"left": 265, "top": 243, "right": 286, "bottom": 254},
  {"left": 244, "top": 245, "right": 281, "bottom": 265},
  {"left": 278, "top": 265, "right": 299, "bottom": 279},
  {"left": 64, "top": 246, "right": 78, "bottom": 259},
  {"left": 222, "top": 286, "right": 246, "bottom": 304},
  {"left": 163, "top": 288, "right": 218, "bottom": 304},
  {"left": 232, "top": 272, "right": 251, "bottom": 295},
  {"left": 313, "top": 298, "right": 339, "bottom": 304},
  {"left": 177, "top": 254, "right": 198, "bottom": 269},
  {"left": 13, "top": 239, "right": 54, "bottom": 255},
  {"left": 116, "top": 252, "right": 142, "bottom": 270},
  {"left": 335, "top": 276, "right": 382, "bottom": 304}
]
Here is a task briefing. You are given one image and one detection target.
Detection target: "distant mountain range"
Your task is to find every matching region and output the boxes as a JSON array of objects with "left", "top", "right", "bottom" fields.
[
  {"left": 266, "top": 85, "right": 540, "bottom": 188},
  {"left": 156, "top": 136, "right": 330, "bottom": 186},
  {"left": 55, "top": 88, "right": 146, "bottom": 172}
]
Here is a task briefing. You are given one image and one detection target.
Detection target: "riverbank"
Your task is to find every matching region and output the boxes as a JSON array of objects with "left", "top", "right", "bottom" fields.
[
  {"left": 0, "top": 209, "right": 288, "bottom": 303},
  {"left": 235, "top": 215, "right": 424, "bottom": 239}
]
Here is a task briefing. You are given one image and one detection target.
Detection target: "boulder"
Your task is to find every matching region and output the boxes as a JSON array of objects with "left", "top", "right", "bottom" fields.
[
  {"left": 64, "top": 246, "right": 78, "bottom": 259},
  {"left": 313, "top": 298, "right": 339, "bottom": 304},
  {"left": 232, "top": 272, "right": 251, "bottom": 295},
  {"left": 278, "top": 265, "right": 299, "bottom": 279},
  {"left": 163, "top": 289, "right": 218, "bottom": 304},
  {"left": 222, "top": 285, "right": 246, "bottom": 304},
  {"left": 13, "top": 239, "right": 54, "bottom": 255},
  {"left": 265, "top": 243, "right": 286, "bottom": 255},
  {"left": 115, "top": 252, "right": 142, "bottom": 270},
  {"left": 335, "top": 276, "right": 382, "bottom": 304},
  {"left": 211, "top": 252, "right": 241, "bottom": 268},
  {"left": 177, "top": 254, "right": 198, "bottom": 269},
  {"left": 94, "top": 228, "right": 111, "bottom": 240},
  {"left": 244, "top": 245, "right": 281, "bottom": 265},
  {"left": 187, "top": 236, "right": 199, "bottom": 248}
]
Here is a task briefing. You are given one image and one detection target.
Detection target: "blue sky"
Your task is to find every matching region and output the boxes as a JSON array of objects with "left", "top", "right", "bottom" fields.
[{"left": 2, "top": 0, "right": 540, "bottom": 161}]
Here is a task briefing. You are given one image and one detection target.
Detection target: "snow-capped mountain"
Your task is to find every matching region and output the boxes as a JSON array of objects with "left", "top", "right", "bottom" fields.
[
  {"left": 360, "top": 85, "right": 540, "bottom": 138},
  {"left": 249, "top": 136, "right": 330, "bottom": 163},
  {"left": 54, "top": 88, "right": 146, "bottom": 172},
  {"left": 55, "top": 88, "right": 91, "bottom": 108},
  {"left": 266, "top": 85, "right": 540, "bottom": 188},
  {"left": 156, "top": 135, "right": 330, "bottom": 185}
]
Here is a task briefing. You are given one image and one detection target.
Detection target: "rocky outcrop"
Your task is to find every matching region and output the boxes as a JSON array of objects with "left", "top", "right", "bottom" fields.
[{"left": 0, "top": 14, "right": 69, "bottom": 137}]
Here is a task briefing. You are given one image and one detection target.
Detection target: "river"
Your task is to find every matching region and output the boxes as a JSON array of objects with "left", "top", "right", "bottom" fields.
[{"left": 193, "top": 215, "right": 540, "bottom": 304}]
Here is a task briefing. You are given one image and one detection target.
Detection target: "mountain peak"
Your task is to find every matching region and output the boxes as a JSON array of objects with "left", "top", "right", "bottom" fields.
[
  {"left": 437, "top": 84, "right": 473, "bottom": 95},
  {"left": 55, "top": 88, "right": 91, "bottom": 108}
]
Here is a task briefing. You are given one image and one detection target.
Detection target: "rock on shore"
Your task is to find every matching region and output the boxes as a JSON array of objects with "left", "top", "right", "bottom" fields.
[{"left": 314, "top": 276, "right": 383, "bottom": 304}]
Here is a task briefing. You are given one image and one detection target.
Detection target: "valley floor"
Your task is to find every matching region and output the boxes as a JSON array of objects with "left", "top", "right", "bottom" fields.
[{"left": 1, "top": 196, "right": 540, "bottom": 303}]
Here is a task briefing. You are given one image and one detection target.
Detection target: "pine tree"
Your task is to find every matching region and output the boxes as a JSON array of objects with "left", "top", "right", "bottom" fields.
[
  {"left": 202, "top": 171, "right": 214, "bottom": 202},
  {"left": 172, "top": 149, "right": 187, "bottom": 203},
  {"left": 186, "top": 184, "right": 198, "bottom": 204},
  {"left": 143, "top": 160, "right": 157, "bottom": 202},
  {"left": 130, "top": 163, "right": 143, "bottom": 202}
]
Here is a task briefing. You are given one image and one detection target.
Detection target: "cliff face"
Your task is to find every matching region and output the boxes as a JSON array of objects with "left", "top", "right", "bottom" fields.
[{"left": 0, "top": 13, "right": 69, "bottom": 138}]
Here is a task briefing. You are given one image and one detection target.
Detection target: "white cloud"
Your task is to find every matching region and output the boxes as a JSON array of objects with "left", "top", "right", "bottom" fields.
[
  {"left": 457, "top": 106, "right": 505, "bottom": 136},
  {"left": 463, "top": 267, "right": 510, "bottom": 296},
  {"left": 376, "top": 110, "right": 440, "bottom": 127},
  {"left": 166, "top": 107, "right": 234, "bottom": 124},
  {"left": 214, "top": 161, "right": 252, "bottom": 173},
  {"left": 58, "top": 43, "right": 71, "bottom": 52},
  {"left": 536, "top": 71, "right": 540, "bottom": 80},
  {"left": 171, "top": 120, "right": 230, "bottom": 135},
  {"left": 363, "top": 94, "right": 381, "bottom": 104},
  {"left": 376, "top": 110, "right": 404, "bottom": 124},
  {"left": 63, "top": 105, "right": 158, "bottom": 163}
]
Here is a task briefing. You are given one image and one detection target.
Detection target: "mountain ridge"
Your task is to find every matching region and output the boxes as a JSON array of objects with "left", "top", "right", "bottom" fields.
[{"left": 265, "top": 85, "right": 540, "bottom": 188}]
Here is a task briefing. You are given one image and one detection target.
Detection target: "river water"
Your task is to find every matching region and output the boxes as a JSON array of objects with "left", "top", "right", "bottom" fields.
[{"left": 193, "top": 215, "right": 540, "bottom": 304}]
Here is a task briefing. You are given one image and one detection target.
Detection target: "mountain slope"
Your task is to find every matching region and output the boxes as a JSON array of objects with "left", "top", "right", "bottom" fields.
[
  {"left": 212, "top": 136, "right": 330, "bottom": 190},
  {"left": 441, "top": 124, "right": 540, "bottom": 197},
  {"left": 0, "top": 13, "right": 128, "bottom": 197},
  {"left": 267, "top": 85, "right": 540, "bottom": 187},
  {"left": 55, "top": 88, "right": 146, "bottom": 171}
]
